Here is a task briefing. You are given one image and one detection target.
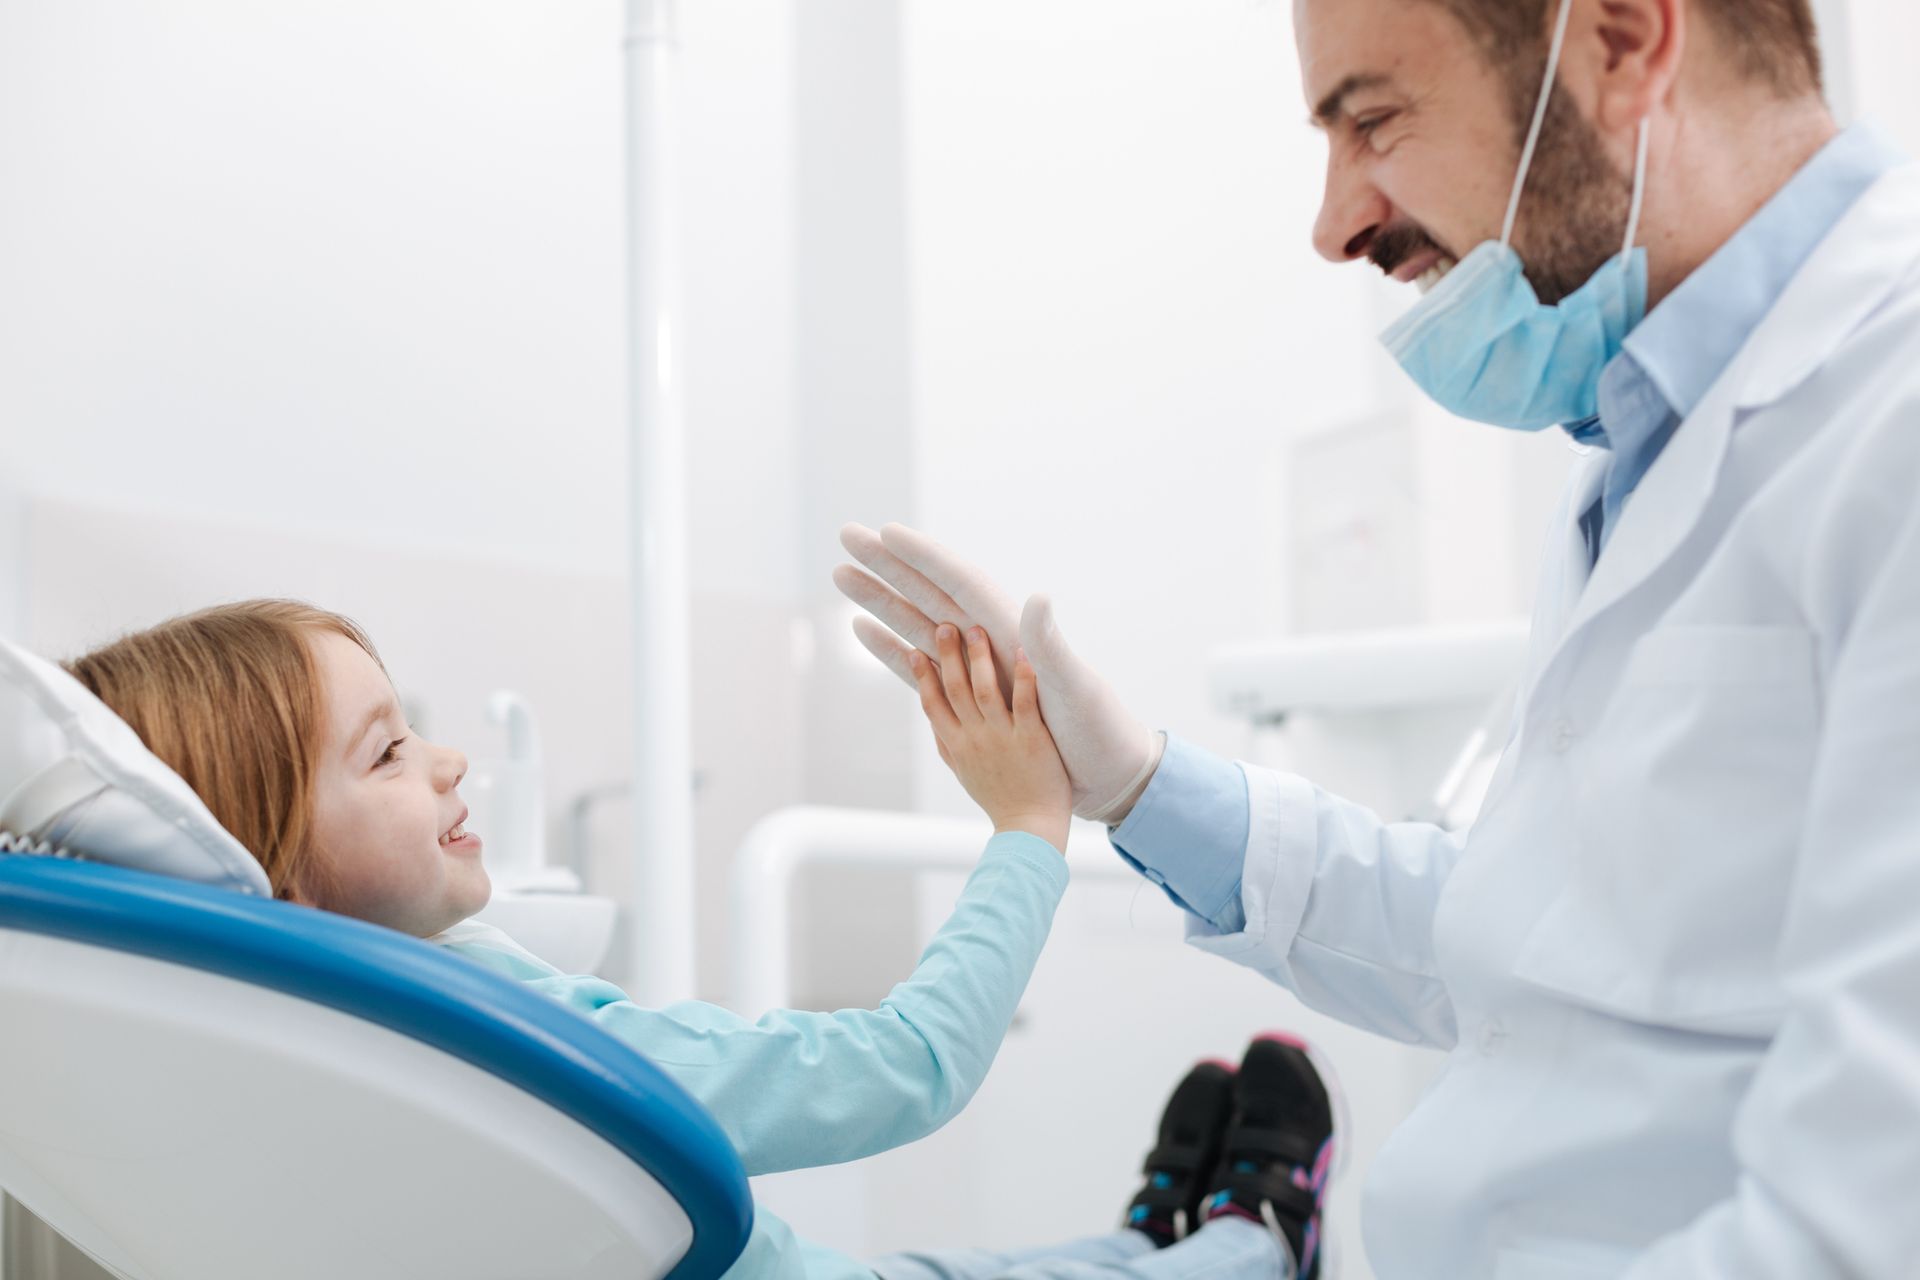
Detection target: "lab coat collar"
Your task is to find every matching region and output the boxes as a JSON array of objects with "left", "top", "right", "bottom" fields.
[
  {"left": 1731, "top": 159, "right": 1920, "bottom": 411},
  {"left": 1549, "top": 161, "right": 1920, "bottom": 658},
  {"left": 1620, "top": 122, "right": 1905, "bottom": 422},
  {"left": 1537, "top": 451, "right": 1607, "bottom": 647}
]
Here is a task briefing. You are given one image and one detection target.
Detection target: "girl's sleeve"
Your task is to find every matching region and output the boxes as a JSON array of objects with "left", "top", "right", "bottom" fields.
[{"left": 499, "top": 832, "right": 1069, "bottom": 1176}]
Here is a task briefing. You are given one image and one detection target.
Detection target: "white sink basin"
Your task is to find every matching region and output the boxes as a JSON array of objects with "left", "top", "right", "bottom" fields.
[{"left": 472, "top": 889, "right": 619, "bottom": 976}]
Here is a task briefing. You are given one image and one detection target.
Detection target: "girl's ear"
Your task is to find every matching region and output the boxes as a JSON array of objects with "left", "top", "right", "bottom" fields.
[
  {"left": 277, "top": 868, "right": 319, "bottom": 908},
  {"left": 275, "top": 839, "right": 335, "bottom": 910}
]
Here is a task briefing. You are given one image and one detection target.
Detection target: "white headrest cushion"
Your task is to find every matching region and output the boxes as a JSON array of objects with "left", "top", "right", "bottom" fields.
[{"left": 0, "top": 637, "right": 273, "bottom": 896}]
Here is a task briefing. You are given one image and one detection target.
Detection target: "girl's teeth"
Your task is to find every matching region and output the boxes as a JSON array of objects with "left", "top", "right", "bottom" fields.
[{"left": 441, "top": 823, "right": 466, "bottom": 846}]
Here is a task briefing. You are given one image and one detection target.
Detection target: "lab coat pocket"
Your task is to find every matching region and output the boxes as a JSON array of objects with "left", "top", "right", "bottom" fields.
[{"left": 1513, "top": 624, "right": 1820, "bottom": 1031}]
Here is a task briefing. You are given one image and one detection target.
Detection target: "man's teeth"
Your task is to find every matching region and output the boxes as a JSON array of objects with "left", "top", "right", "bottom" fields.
[
  {"left": 440, "top": 823, "right": 467, "bottom": 846},
  {"left": 1416, "top": 257, "right": 1459, "bottom": 294}
]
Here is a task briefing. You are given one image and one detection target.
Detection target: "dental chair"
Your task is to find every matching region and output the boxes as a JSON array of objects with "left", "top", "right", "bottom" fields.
[{"left": 0, "top": 639, "right": 753, "bottom": 1280}]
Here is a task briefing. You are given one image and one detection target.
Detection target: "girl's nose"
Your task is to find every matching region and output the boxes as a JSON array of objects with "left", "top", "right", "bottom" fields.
[{"left": 434, "top": 743, "right": 469, "bottom": 791}]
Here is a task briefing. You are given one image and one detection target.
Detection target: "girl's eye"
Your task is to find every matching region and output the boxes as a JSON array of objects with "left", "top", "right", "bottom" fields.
[{"left": 376, "top": 737, "right": 408, "bottom": 768}]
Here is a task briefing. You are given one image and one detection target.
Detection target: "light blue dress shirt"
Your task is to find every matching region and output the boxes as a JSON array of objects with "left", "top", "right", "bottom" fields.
[
  {"left": 1567, "top": 122, "right": 1905, "bottom": 559},
  {"left": 1109, "top": 735, "right": 1252, "bottom": 931},
  {"left": 1113, "top": 122, "right": 1907, "bottom": 927}
]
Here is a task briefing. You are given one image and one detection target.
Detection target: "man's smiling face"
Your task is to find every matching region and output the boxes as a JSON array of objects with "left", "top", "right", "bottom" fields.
[{"left": 1296, "top": 0, "right": 1634, "bottom": 304}]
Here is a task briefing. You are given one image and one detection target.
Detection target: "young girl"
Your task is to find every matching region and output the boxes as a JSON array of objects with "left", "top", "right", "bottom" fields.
[{"left": 66, "top": 600, "right": 1331, "bottom": 1280}]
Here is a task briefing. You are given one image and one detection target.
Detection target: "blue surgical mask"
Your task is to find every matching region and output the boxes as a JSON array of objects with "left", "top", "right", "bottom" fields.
[{"left": 1379, "top": 0, "right": 1651, "bottom": 432}]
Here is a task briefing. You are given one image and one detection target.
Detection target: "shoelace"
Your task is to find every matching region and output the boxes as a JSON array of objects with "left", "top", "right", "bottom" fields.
[{"left": 1203, "top": 1164, "right": 1322, "bottom": 1274}]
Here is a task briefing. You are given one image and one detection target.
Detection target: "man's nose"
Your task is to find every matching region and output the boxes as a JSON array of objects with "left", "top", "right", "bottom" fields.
[{"left": 1313, "top": 151, "right": 1392, "bottom": 265}]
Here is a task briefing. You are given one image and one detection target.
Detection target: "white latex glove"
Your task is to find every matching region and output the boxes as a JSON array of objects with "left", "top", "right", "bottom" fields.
[{"left": 834, "top": 522, "right": 1165, "bottom": 824}]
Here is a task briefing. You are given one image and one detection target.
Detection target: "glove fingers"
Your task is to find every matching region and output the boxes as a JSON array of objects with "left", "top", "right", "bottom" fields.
[
  {"left": 1018, "top": 593, "right": 1090, "bottom": 691},
  {"left": 849, "top": 614, "right": 919, "bottom": 690},
  {"left": 835, "top": 563, "right": 945, "bottom": 653},
  {"left": 1018, "top": 594, "right": 1161, "bottom": 823},
  {"left": 840, "top": 523, "right": 978, "bottom": 641},
  {"left": 877, "top": 523, "right": 1020, "bottom": 644}
]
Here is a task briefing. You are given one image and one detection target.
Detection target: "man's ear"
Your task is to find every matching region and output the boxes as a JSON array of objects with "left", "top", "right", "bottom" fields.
[{"left": 1586, "top": 0, "right": 1685, "bottom": 134}]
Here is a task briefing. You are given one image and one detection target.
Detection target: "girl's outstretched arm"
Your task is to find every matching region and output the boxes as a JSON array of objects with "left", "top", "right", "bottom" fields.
[{"left": 445, "top": 627, "right": 1074, "bottom": 1175}]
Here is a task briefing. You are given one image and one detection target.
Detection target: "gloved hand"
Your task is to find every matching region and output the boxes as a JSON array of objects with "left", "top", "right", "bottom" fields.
[{"left": 834, "top": 522, "right": 1165, "bottom": 824}]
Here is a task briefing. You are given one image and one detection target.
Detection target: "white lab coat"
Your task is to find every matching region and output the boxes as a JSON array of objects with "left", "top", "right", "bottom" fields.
[{"left": 1195, "top": 162, "right": 1920, "bottom": 1278}]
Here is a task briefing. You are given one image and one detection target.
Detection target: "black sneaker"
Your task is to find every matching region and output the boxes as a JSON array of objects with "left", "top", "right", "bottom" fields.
[
  {"left": 1122, "top": 1059, "right": 1238, "bottom": 1246},
  {"left": 1202, "top": 1034, "right": 1341, "bottom": 1279}
]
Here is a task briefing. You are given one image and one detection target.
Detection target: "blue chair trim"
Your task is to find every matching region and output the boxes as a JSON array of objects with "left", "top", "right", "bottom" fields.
[{"left": 0, "top": 854, "right": 754, "bottom": 1280}]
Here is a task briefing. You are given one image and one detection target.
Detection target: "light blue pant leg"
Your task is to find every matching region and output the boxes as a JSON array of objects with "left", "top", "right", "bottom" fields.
[
  {"left": 871, "top": 1218, "right": 1293, "bottom": 1280},
  {"left": 870, "top": 1228, "right": 1155, "bottom": 1280}
]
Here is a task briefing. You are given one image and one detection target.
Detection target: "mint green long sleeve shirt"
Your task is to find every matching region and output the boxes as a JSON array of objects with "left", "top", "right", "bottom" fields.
[{"left": 434, "top": 831, "right": 1070, "bottom": 1280}]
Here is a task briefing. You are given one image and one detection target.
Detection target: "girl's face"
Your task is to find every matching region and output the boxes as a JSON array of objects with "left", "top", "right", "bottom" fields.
[{"left": 301, "top": 629, "right": 491, "bottom": 936}]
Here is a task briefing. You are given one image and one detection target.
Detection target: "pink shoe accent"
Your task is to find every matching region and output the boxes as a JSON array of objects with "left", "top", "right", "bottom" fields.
[
  {"left": 1300, "top": 1219, "right": 1321, "bottom": 1273},
  {"left": 1252, "top": 1030, "right": 1310, "bottom": 1052},
  {"left": 1309, "top": 1136, "right": 1336, "bottom": 1193}
]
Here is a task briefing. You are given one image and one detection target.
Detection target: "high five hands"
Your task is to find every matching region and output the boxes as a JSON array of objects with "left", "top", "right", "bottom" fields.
[{"left": 833, "top": 523, "right": 1164, "bottom": 825}]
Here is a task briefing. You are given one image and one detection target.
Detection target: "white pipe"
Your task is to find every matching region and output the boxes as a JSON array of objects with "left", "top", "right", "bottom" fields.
[
  {"left": 1208, "top": 619, "right": 1530, "bottom": 720},
  {"left": 729, "top": 806, "right": 1137, "bottom": 1015},
  {"left": 625, "top": 0, "right": 695, "bottom": 1004}
]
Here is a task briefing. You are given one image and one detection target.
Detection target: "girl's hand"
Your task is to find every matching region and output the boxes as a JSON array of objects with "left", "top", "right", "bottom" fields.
[{"left": 910, "top": 624, "right": 1071, "bottom": 853}]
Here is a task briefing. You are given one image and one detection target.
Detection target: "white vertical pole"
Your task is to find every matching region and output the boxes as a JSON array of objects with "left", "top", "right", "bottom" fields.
[
  {"left": 1812, "top": 0, "right": 1856, "bottom": 123},
  {"left": 624, "top": 0, "right": 696, "bottom": 1004}
]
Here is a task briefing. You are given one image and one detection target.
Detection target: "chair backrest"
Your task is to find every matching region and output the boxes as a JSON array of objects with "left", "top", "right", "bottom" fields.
[
  {"left": 0, "top": 638, "right": 271, "bottom": 896},
  {"left": 0, "top": 853, "right": 753, "bottom": 1280}
]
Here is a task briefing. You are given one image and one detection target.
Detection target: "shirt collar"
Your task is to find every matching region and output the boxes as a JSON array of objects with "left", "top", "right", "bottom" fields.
[{"left": 1618, "top": 121, "right": 1908, "bottom": 423}]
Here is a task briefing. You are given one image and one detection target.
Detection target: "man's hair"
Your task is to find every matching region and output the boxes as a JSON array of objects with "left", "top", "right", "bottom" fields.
[{"left": 1432, "top": 0, "right": 1823, "bottom": 131}]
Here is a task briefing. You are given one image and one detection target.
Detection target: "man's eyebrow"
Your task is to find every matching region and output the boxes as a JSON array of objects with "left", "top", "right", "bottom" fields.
[{"left": 1311, "top": 72, "right": 1394, "bottom": 128}]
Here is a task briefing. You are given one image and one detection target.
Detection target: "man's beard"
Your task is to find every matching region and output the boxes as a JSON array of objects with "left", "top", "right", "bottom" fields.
[
  {"left": 1366, "top": 78, "right": 1634, "bottom": 303},
  {"left": 1509, "top": 77, "right": 1635, "bottom": 304}
]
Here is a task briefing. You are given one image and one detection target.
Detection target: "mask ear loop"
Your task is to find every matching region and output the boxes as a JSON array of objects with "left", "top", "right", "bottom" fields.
[
  {"left": 1619, "top": 118, "right": 1651, "bottom": 261},
  {"left": 1500, "top": 0, "right": 1578, "bottom": 249}
]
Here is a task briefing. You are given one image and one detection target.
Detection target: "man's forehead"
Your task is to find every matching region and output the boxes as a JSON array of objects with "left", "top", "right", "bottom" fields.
[{"left": 1294, "top": 0, "right": 1458, "bottom": 114}]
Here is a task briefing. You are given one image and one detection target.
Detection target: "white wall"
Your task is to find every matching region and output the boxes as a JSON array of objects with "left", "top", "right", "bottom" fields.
[
  {"left": 1842, "top": 0, "right": 1920, "bottom": 154},
  {"left": 903, "top": 0, "right": 1342, "bottom": 790},
  {"left": 0, "top": 1, "right": 623, "bottom": 573},
  {"left": 0, "top": 0, "right": 830, "bottom": 1001},
  {"left": 0, "top": 0, "right": 808, "bottom": 595}
]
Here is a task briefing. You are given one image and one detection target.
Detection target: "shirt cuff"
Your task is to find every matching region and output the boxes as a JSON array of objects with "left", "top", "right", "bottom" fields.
[{"left": 1107, "top": 734, "right": 1249, "bottom": 928}]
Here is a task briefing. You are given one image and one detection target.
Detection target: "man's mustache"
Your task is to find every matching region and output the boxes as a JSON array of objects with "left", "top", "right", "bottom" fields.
[{"left": 1369, "top": 224, "right": 1446, "bottom": 277}]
